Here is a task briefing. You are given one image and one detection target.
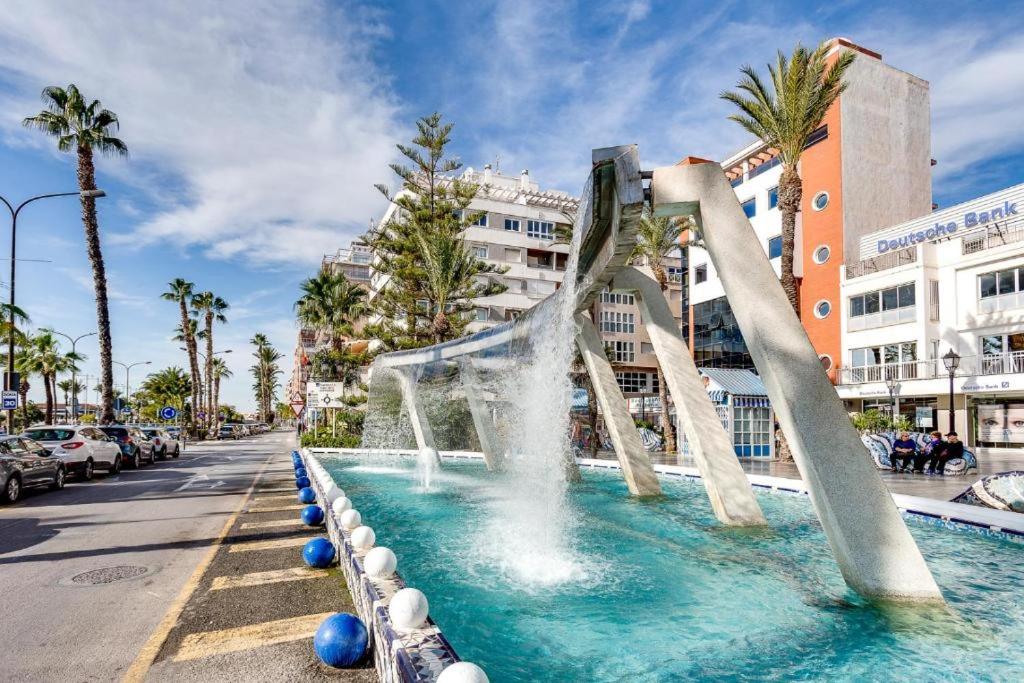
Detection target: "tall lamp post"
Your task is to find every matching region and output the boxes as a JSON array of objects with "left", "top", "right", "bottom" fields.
[
  {"left": 885, "top": 374, "right": 900, "bottom": 426},
  {"left": 113, "top": 360, "right": 151, "bottom": 420},
  {"left": 942, "top": 349, "right": 961, "bottom": 433},
  {"left": 51, "top": 330, "right": 97, "bottom": 423},
  {"left": 0, "top": 189, "right": 106, "bottom": 430}
]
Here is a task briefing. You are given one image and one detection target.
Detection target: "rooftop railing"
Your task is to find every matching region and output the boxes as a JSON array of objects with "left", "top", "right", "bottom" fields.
[
  {"left": 844, "top": 246, "right": 917, "bottom": 280},
  {"left": 962, "top": 218, "right": 1024, "bottom": 255}
]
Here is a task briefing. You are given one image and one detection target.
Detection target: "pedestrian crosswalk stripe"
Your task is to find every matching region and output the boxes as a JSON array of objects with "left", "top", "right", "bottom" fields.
[
  {"left": 229, "top": 536, "right": 310, "bottom": 553},
  {"left": 210, "top": 566, "right": 328, "bottom": 591},
  {"left": 245, "top": 504, "right": 303, "bottom": 513},
  {"left": 173, "top": 612, "right": 333, "bottom": 661},
  {"left": 240, "top": 519, "right": 304, "bottom": 530}
]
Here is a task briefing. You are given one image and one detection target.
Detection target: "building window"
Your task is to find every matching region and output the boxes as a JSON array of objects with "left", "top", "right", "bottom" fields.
[
  {"left": 767, "top": 235, "right": 782, "bottom": 260},
  {"left": 979, "top": 333, "right": 1024, "bottom": 374},
  {"left": 929, "top": 279, "right": 940, "bottom": 321},
  {"left": 472, "top": 213, "right": 488, "bottom": 227},
  {"left": 691, "top": 296, "right": 753, "bottom": 369},
  {"left": 814, "top": 300, "right": 831, "bottom": 319},
  {"left": 733, "top": 405, "right": 772, "bottom": 458},
  {"left": 504, "top": 218, "right": 521, "bottom": 232},
  {"left": 695, "top": 264, "right": 708, "bottom": 284},
  {"left": 474, "top": 307, "right": 488, "bottom": 322},
  {"left": 819, "top": 355, "right": 833, "bottom": 372},
  {"left": 813, "top": 245, "right": 830, "bottom": 264},
  {"left": 748, "top": 156, "right": 780, "bottom": 180},
  {"left": 804, "top": 125, "right": 828, "bottom": 149},
  {"left": 641, "top": 342, "right": 654, "bottom": 354},
  {"left": 527, "top": 220, "right": 554, "bottom": 239},
  {"left": 505, "top": 278, "right": 525, "bottom": 293},
  {"left": 730, "top": 176, "right": 743, "bottom": 188},
  {"left": 615, "top": 371, "right": 658, "bottom": 393},
  {"left": 604, "top": 340, "right": 635, "bottom": 363},
  {"left": 848, "top": 283, "right": 916, "bottom": 330},
  {"left": 768, "top": 186, "right": 779, "bottom": 209},
  {"left": 600, "top": 311, "right": 635, "bottom": 334},
  {"left": 812, "top": 191, "right": 829, "bottom": 211},
  {"left": 600, "top": 288, "right": 635, "bottom": 305},
  {"left": 666, "top": 266, "right": 683, "bottom": 283},
  {"left": 741, "top": 198, "right": 756, "bottom": 219},
  {"left": 978, "top": 267, "right": 1024, "bottom": 313},
  {"left": 472, "top": 245, "right": 488, "bottom": 259}
]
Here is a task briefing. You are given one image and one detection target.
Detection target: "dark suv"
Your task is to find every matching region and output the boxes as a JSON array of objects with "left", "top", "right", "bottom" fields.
[
  {"left": 99, "top": 426, "right": 155, "bottom": 468},
  {"left": 1, "top": 435, "right": 66, "bottom": 504}
]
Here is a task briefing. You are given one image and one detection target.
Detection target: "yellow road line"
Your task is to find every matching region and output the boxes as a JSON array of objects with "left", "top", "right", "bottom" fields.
[
  {"left": 122, "top": 452, "right": 277, "bottom": 683},
  {"left": 210, "top": 566, "right": 328, "bottom": 591},
  {"left": 173, "top": 612, "right": 333, "bottom": 662},
  {"left": 240, "top": 518, "right": 305, "bottom": 530},
  {"left": 245, "top": 504, "right": 303, "bottom": 513},
  {"left": 229, "top": 536, "right": 310, "bottom": 553}
]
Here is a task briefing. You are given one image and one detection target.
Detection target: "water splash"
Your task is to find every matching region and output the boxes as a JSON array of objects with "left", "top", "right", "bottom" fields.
[{"left": 416, "top": 447, "right": 439, "bottom": 492}]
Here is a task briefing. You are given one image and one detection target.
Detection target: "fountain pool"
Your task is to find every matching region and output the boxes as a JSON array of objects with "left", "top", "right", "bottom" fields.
[{"left": 320, "top": 452, "right": 1023, "bottom": 682}]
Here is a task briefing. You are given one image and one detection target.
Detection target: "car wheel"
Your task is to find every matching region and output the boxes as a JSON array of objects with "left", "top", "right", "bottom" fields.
[
  {"left": 127, "top": 450, "right": 138, "bottom": 469},
  {"left": 109, "top": 456, "right": 121, "bottom": 475},
  {"left": 159, "top": 447, "right": 167, "bottom": 461},
  {"left": 50, "top": 467, "right": 66, "bottom": 491},
  {"left": 83, "top": 459, "right": 95, "bottom": 481},
  {"left": 148, "top": 448, "right": 155, "bottom": 464},
  {"left": 3, "top": 474, "right": 21, "bottom": 503},
  {"left": 172, "top": 446, "right": 180, "bottom": 458}
]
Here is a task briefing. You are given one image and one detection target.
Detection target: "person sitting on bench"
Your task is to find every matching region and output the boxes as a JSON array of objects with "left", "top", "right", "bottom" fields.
[
  {"left": 913, "top": 431, "right": 942, "bottom": 473},
  {"left": 891, "top": 431, "right": 917, "bottom": 472},
  {"left": 927, "top": 432, "right": 964, "bottom": 475}
]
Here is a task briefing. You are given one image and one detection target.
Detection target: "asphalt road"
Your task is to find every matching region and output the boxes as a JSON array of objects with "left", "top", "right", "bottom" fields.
[{"left": 0, "top": 431, "right": 294, "bottom": 682}]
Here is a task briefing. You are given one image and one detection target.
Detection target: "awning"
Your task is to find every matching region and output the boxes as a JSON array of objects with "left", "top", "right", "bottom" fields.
[{"left": 734, "top": 396, "right": 770, "bottom": 408}]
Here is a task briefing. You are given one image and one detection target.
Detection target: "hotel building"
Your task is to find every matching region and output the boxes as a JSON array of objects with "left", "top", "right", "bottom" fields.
[
  {"left": 684, "top": 38, "right": 933, "bottom": 384},
  {"left": 837, "top": 182, "right": 1024, "bottom": 456}
]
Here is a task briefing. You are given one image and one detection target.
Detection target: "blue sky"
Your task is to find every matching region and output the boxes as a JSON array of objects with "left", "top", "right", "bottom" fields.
[{"left": 0, "top": 1, "right": 1021, "bottom": 410}]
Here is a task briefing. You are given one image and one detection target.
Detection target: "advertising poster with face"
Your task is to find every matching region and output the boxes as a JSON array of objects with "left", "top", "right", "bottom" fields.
[{"left": 977, "top": 404, "right": 1024, "bottom": 444}]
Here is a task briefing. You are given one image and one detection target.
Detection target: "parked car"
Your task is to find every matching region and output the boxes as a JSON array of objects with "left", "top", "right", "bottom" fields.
[
  {"left": 99, "top": 426, "right": 156, "bottom": 468},
  {"left": 142, "top": 428, "right": 180, "bottom": 459},
  {"left": 217, "top": 425, "right": 240, "bottom": 440},
  {"left": 165, "top": 426, "right": 182, "bottom": 440},
  {"left": 22, "top": 425, "right": 123, "bottom": 480},
  {"left": 1, "top": 435, "right": 66, "bottom": 503}
]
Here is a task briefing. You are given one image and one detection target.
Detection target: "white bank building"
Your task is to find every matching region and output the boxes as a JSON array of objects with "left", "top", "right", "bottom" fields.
[{"left": 837, "top": 182, "right": 1024, "bottom": 457}]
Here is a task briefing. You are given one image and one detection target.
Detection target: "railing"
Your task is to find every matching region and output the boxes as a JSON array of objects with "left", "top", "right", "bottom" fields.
[
  {"left": 838, "top": 351, "right": 1024, "bottom": 384},
  {"left": 962, "top": 218, "right": 1024, "bottom": 255},
  {"left": 848, "top": 305, "right": 916, "bottom": 331},
  {"left": 844, "top": 246, "right": 917, "bottom": 280},
  {"left": 978, "top": 290, "right": 1024, "bottom": 315}
]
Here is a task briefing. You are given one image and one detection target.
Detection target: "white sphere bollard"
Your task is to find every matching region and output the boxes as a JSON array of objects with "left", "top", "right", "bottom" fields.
[
  {"left": 350, "top": 525, "right": 376, "bottom": 550},
  {"left": 363, "top": 547, "right": 397, "bottom": 579},
  {"left": 331, "top": 497, "right": 352, "bottom": 515},
  {"left": 325, "top": 484, "right": 345, "bottom": 503},
  {"left": 437, "top": 662, "right": 489, "bottom": 683},
  {"left": 389, "top": 587, "right": 429, "bottom": 631},
  {"left": 339, "top": 509, "right": 362, "bottom": 530}
]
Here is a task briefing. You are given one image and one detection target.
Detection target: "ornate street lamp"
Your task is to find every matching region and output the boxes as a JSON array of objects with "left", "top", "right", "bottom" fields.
[
  {"left": 942, "top": 349, "right": 961, "bottom": 433},
  {"left": 885, "top": 374, "right": 900, "bottom": 421}
]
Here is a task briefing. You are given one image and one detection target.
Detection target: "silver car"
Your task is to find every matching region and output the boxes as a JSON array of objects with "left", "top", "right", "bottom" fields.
[
  {"left": 22, "top": 425, "right": 123, "bottom": 480},
  {"left": 142, "top": 428, "right": 180, "bottom": 459}
]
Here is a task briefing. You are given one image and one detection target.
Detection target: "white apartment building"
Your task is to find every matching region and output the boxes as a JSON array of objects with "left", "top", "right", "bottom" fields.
[{"left": 837, "top": 182, "right": 1024, "bottom": 456}]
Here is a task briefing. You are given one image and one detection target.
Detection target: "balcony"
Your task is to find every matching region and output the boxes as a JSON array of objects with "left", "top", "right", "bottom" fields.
[
  {"left": 847, "top": 306, "right": 916, "bottom": 331},
  {"left": 962, "top": 218, "right": 1024, "bottom": 255},
  {"left": 979, "top": 291, "right": 1024, "bottom": 315},
  {"left": 844, "top": 247, "right": 916, "bottom": 280},
  {"left": 838, "top": 351, "right": 1024, "bottom": 385}
]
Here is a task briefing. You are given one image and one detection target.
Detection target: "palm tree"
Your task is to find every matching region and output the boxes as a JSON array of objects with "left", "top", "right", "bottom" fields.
[
  {"left": 294, "top": 271, "right": 366, "bottom": 350},
  {"left": 139, "top": 367, "right": 191, "bottom": 420},
  {"left": 191, "top": 291, "right": 228, "bottom": 436},
  {"left": 57, "top": 379, "right": 85, "bottom": 420},
  {"left": 721, "top": 41, "right": 855, "bottom": 313},
  {"left": 162, "top": 279, "right": 202, "bottom": 433},
  {"left": 24, "top": 85, "right": 127, "bottom": 423},
  {"left": 210, "top": 357, "right": 232, "bottom": 430},
  {"left": 18, "top": 332, "right": 82, "bottom": 423},
  {"left": 250, "top": 344, "right": 283, "bottom": 422},
  {"left": 631, "top": 210, "right": 688, "bottom": 453},
  {"left": 249, "top": 334, "right": 272, "bottom": 421}
]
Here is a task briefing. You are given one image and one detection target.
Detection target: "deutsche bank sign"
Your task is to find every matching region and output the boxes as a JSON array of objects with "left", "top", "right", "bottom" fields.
[{"left": 877, "top": 200, "right": 1018, "bottom": 254}]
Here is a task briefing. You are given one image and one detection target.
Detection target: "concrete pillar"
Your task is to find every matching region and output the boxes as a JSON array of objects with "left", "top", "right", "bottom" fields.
[
  {"left": 395, "top": 369, "right": 437, "bottom": 453},
  {"left": 574, "top": 313, "right": 661, "bottom": 496},
  {"left": 650, "top": 162, "right": 942, "bottom": 602},
  {"left": 458, "top": 359, "right": 505, "bottom": 471},
  {"left": 614, "top": 267, "right": 766, "bottom": 526}
]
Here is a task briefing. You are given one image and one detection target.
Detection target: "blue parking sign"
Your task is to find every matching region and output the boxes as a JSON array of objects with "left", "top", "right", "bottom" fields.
[{"left": 1, "top": 390, "right": 17, "bottom": 410}]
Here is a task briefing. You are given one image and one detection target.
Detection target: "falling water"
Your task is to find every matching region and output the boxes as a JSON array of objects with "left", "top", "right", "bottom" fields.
[{"left": 416, "top": 446, "right": 438, "bottom": 491}]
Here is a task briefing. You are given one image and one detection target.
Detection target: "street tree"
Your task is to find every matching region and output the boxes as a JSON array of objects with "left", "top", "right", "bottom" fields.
[
  {"left": 162, "top": 279, "right": 203, "bottom": 432},
  {"left": 191, "top": 291, "right": 228, "bottom": 436}
]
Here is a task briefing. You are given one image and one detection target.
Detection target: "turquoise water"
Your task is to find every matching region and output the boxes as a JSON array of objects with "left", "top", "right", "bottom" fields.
[{"left": 321, "top": 455, "right": 1024, "bottom": 682}]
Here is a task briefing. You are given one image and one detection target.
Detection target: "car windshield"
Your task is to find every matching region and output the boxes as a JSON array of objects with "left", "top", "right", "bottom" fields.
[
  {"left": 100, "top": 427, "right": 128, "bottom": 437},
  {"left": 143, "top": 430, "right": 159, "bottom": 437},
  {"left": 24, "top": 428, "right": 76, "bottom": 441}
]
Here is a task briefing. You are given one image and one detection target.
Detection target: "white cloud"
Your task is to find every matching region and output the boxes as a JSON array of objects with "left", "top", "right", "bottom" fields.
[{"left": 0, "top": 1, "right": 405, "bottom": 268}]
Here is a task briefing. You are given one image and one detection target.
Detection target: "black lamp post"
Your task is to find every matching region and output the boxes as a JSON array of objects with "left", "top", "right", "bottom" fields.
[
  {"left": 942, "top": 349, "right": 961, "bottom": 433},
  {"left": 885, "top": 374, "right": 900, "bottom": 422}
]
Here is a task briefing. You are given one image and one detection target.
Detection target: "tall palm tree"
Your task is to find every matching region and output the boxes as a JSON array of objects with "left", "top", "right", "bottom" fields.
[
  {"left": 631, "top": 210, "right": 688, "bottom": 454},
  {"left": 294, "top": 271, "right": 366, "bottom": 350},
  {"left": 19, "top": 332, "right": 82, "bottom": 423},
  {"left": 24, "top": 85, "right": 127, "bottom": 423},
  {"left": 57, "top": 379, "right": 85, "bottom": 419},
  {"left": 210, "top": 357, "right": 232, "bottom": 430},
  {"left": 721, "top": 41, "right": 855, "bottom": 313},
  {"left": 251, "top": 344, "right": 283, "bottom": 422},
  {"left": 249, "top": 333, "right": 271, "bottom": 420},
  {"left": 191, "top": 291, "right": 228, "bottom": 436},
  {"left": 162, "top": 279, "right": 202, "bottom": 433}
]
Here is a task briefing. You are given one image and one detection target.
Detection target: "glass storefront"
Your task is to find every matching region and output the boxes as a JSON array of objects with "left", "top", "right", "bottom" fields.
[{"left": 970, "top": 396, "right": 1024, "bottom": 448}]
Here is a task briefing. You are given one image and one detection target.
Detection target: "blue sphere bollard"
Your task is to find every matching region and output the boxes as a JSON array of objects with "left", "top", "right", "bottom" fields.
[
  {"left": 298, "top": 487, "right": 316, "bottom": 504},
  {"left": 292, "top": 450, "right": 300, "bottom": 457},
  {"left": 296, "top": 476, "right": 311, "bottom": 489},
  {"left": 301, "top": 505, "right": 325, "bottom": 526},
  {"left": 295, "top": 467, "right": 308, "bottom": 479},
  {"left": 314, "top": 613, "right": 368, "bottom": 668},
  {"left": 292, "top": 459, "right": 302, "bottom": 468},
  {"left": 303, "top": 537, "right": 336, "bottom": 568}
]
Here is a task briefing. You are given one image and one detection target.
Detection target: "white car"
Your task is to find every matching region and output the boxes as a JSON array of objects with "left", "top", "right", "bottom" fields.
[
  {"left": 21, "top": 425, "right": 124, "bottom": 480},
  {"left": 141, "top": 428, "right": 180, "bottom": 459}
]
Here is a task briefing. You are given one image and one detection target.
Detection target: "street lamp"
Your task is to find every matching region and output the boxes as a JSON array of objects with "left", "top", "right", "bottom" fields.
[
  {"left": 885, "top": 374, "right": 900, "bottom": 423},
  {"left": 113, "top": 360, "right": 151, "bottom": 419},
  {"left": 51, "top": 330, "right": 97, "bottom": 424},
  {"left": 1, "top": 189, "right": 105, "bottom": 429},
  {"left": 184, "top": 348, "right": 233, "bottom": 361},
  {"left": 942, "top": 349, "right": 961, "bottom": 433}
]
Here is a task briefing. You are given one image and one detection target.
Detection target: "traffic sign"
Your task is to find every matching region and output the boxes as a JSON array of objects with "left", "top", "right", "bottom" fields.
[
  {"left": 290, "top": 401, "right": 304, "bottom": 418},
  {"left": 160, "top": 406, "right": 177, "bottom": 420},
  {"left": 121, "top": 407, "right": 132, "bottom": 416},
  {"left": 1, "top": 390, "right": 18, "bottom": 410}
]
